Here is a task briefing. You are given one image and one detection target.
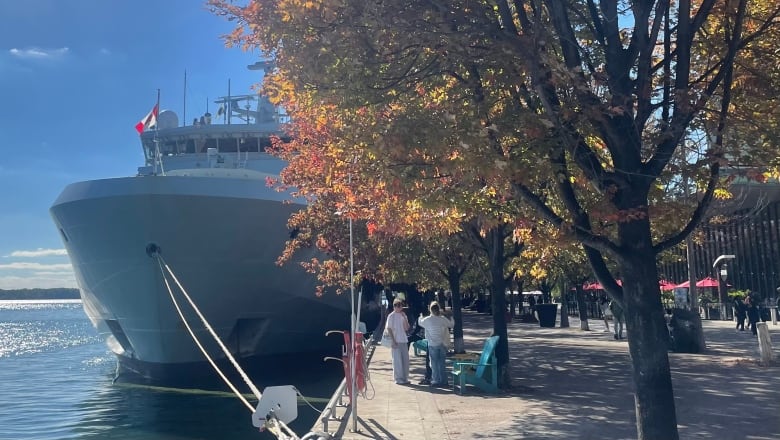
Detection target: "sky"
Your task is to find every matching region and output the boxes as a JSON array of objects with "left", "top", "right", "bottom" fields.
[{"left": 0, "top": 0, "right": 263, "bottom": 289}]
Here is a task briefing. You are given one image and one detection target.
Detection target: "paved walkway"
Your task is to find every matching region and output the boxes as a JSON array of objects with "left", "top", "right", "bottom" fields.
[{"left": 314, "top": 310, "right": 780, "bottom": 440}]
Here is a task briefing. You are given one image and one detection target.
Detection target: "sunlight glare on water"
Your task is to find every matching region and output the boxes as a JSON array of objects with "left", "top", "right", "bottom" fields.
[{"left": 0, "top": 300, "right": 340, "bottom": 440}]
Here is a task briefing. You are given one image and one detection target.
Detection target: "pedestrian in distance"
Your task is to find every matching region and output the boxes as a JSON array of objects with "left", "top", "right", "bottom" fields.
[
  {"left": 528, "top": 295, "right": 537, "bottom": 320},
  {"left": 599, "top": 296, "right": 611, "bottom": 332},
  {"left": 745, "top": 295, "right": 760, "bottom": 336},
  {"left": 417, "top": 301, "right": 454, "bottom": 387},
  {"left": 734, "top": 296, "right": 747, "bottom": 331},
  {"left": 385, "top": 299, "right": 410, "bottom": 384},
  {"left": 609, "top": 299, "right": 625, "bottom": 340}
]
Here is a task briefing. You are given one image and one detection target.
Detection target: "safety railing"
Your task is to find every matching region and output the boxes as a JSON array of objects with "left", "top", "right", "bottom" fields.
[{"left": 313, "top": 331, "right": 379, "bottom": 435}]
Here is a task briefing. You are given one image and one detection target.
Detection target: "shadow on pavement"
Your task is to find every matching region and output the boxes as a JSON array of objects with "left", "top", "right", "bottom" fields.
[{"left": 450, "top": 310, "right": 779, "bottom": 439}]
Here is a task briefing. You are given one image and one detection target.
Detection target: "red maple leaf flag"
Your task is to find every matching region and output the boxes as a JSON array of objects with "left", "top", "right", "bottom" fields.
[{"left": 135, "top": 104, "right": 159, "bottom": 134}]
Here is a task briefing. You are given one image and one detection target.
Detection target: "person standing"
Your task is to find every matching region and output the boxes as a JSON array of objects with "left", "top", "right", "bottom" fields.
[
  {"left": 745, "top": 295, "right": 760, "bottom": 336},
  {"left": 385, "top": 299, "right": 410, "bottom": 384},
  {"left": 609, "top": 299, "right": 625, "bottom": 340},
  {"left": 599, "top": 296, "right": 611, "bottom": 332},
  {"left": 528, "top": 295, "right": 537, "bottom": 320},
  {"left": 418, "top": 301, "right": 454, "bottom": 387},
  {"left": 734, "top": 296, "right": 747, "bottom": 331},
  {"left": 408, "top": 315, "right": 432, "bottom": 385}
]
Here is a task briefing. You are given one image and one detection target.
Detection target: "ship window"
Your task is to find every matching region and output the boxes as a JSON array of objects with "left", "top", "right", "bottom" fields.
[{"left": 59, "top": 228, "right": 69, "bottom": 242}]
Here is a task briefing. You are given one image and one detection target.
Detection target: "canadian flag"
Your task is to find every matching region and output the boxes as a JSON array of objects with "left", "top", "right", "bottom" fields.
[{"left": 135, "top": 104, "right": 159, "bottom": 134}]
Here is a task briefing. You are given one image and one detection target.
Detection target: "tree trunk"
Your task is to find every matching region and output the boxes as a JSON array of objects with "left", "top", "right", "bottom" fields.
[
  {"left": 447, "top": 265, "right": 465, "bottom": 354},
  {"left": 486, "top": 226, "right": 510, "bottom": 389},
  {"left": 685, "top": 240, "right": 707, "bottom": 351},
  {"left": 559, "top": 282, "right": 570, "bottom": 328},
  {"left": 617, "top": 219, "right": 679, "bottom": 439},
  {"left": 575, "top": 287, "right": 590, "bottom": 331},
  {"left": 623, "top": 270, "right": 678, "bottom": 439},
  {"left": 669, "top": 308, "right": 704, "bottom": 353}
]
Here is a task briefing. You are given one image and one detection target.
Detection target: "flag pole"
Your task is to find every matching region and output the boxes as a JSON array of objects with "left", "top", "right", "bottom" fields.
[
  {"left": 183, "top": 70, "right": 187, "bottom": 127},
  {"left": 154, "top": 89, "right": 165, "bottom": 176}
]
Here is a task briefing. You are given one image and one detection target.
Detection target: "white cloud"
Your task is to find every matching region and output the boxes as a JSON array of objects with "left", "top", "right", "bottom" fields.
[
  {"left": 9, "top": 47, "right": 69, "bottom": 59},
  {"left": 7, "top": 248, "right": 68, "bottom": 258},
  {"left": 0, "top": 262, "right": 73, "bottom": 271},
  {"left": 0, "top": 248, "right": 74, "bottom": 288},
  {"left": 0, "top": 275, "right": 77, "bottom": 290}
]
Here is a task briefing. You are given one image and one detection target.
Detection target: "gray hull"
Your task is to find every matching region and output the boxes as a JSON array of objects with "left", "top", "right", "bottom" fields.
[{"left": 50, "top": 175, "right": 354, "bottom": 382}]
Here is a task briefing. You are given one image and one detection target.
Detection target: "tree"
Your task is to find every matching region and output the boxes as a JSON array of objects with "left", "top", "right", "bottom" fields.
[
  {"left": 211, "top": 1, "right": 780, "bottom": 438},
  {"left": 421, "top": 231, "right": 477, "bottom": 354}
]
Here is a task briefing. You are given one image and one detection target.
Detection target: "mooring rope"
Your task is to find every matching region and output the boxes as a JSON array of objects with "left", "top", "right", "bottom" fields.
[
  {"left": 154, "top": 255, "right": 260, "bottom": 412},
  {"left": 152, "top": 252, "right": 336, "bottom": 440}
]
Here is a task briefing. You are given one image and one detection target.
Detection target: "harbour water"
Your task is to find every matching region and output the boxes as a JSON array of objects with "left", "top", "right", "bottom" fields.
[{"left": 0, "top": 300, "right": 343, "bottom": 440}]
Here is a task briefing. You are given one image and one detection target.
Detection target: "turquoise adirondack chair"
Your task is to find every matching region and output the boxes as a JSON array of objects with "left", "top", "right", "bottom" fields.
[
  {"left": 412, "top": 338, "right": 428, "bottom": 357},
  {"left": 451, "top": 335, "right": 499, "bottom": 395}
]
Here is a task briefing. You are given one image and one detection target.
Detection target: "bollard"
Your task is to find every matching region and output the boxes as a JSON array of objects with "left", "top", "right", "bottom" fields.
[
  {"left": 771, "top": 307, "right": 777, "bottom": 326},
  {"left": 756, "top": 322, "right": 774, "bottom": 366}
]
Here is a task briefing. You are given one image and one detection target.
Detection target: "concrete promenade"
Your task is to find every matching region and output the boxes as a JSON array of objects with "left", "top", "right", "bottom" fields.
[{"left": 318, "top": 309, "right": 780, "bottom": 440}]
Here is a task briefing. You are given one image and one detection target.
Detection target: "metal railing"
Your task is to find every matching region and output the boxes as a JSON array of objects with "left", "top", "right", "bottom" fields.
[
  {"left": 313, "top": 322, "right": 382, "bottom": 436},
  {"left": 316, "top": 378, "right": 349, "bottom": 433}
]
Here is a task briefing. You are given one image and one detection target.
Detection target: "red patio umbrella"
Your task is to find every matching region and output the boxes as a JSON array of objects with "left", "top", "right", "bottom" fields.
[
  {"left": 659, "top": 280, "right": 676, "bottom": 291},
  {"left": 583, "top": 280, "right": 621, "bottom": 290},
  {"left": 674, "top": 280, "right": 690, "bottom": 289},
  {"left": 695, "top": 277, "right": 721, "bottom": 288},
  {"left": 673, "top": 277, "right": 729, "bottom": 289}
]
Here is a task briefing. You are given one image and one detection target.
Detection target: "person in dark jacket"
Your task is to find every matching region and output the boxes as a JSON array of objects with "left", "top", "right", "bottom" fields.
[
  {"left": 407, "top": 315, "right": 432, "bottom": 385},
  {"left": 734, "top": 297, "right": 747, "bottom": 331},
  {"left": 745, "top": 295, "right": 760, "bottom": 336}
]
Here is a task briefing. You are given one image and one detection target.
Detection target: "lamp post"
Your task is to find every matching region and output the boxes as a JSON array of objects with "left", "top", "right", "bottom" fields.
[
  {"left": 718, "top": 264, "right": 728, "bottom": 320},
  {"left": 713, "top": 254, "right": 735, "bottom": 321},
  {"left": 335, "top": 173, "right": 358, "bottom": 434},
  {"left": 348, "top": 211, "right": 357, "bottom": 433}
]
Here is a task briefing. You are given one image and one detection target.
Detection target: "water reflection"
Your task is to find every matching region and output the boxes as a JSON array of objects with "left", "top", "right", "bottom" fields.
[
  {"left": 73, "top": 366, "right": 340, "bottom": 440},
  {"left": 0, "top": 301, "right": 342, "bottom": 440}
]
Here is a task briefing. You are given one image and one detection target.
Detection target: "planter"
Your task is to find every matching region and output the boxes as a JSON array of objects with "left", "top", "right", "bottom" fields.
[
  {"left": 536, "top": 303, "right": 558, "bottom": 328},
  {"left": 708, "top": 307, "right": 721, "bottom": 320}
]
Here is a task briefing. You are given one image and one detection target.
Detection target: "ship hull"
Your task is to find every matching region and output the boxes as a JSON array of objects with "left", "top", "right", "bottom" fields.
[{"left": 50, "top": 175, "right": 357, "bottom": 384}]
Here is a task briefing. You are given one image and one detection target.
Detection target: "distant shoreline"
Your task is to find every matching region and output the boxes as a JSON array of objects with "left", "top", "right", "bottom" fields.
[{"left": 0, "top": 288, "right": 80, "bottom": 300}]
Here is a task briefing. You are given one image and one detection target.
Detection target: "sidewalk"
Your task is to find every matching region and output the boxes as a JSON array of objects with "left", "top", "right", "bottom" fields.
[{"left": 320, "top": 310, "right": 779, "bottom": 439}]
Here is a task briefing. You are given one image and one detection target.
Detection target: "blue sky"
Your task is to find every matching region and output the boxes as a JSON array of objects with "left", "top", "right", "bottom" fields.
[{"left": 0, "top": 0, "right": 262, "bottom": 289}]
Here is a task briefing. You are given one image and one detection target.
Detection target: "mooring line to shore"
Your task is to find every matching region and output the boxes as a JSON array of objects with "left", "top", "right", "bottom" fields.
[{"left": 154, "top": 254, "right": 260, "bottom": 412}]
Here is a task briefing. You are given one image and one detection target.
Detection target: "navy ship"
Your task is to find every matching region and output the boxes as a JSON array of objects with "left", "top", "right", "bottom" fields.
[{"left": 50, "top": 71, "right": 372, "bottom": 385}]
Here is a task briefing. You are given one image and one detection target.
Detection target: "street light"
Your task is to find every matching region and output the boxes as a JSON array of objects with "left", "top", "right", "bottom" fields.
[{"left": 713, "top": 255, "right": 735, "bottom": 320}]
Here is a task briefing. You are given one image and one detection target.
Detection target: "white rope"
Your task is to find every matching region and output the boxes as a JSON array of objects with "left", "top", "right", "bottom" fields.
[
  {"left": 158, "top": 255, "right": 263, "bottom": 400},
  {"left": 154, "top": 256, "right": 260, "bottom": 411}
]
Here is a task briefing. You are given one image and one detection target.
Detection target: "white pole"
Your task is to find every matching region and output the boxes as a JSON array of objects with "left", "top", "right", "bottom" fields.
[
  {"left": 227, "top": 79, "right": 231, "bottom": 125},
  {"left": 183, "top": 70, "right": 187, "bottom": 127},
  {"left": 757, "top": 322, "right": 774, "bottom": 366},
  {"left": 349, "top": 208, "right": 358, "bottom": 433}
]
